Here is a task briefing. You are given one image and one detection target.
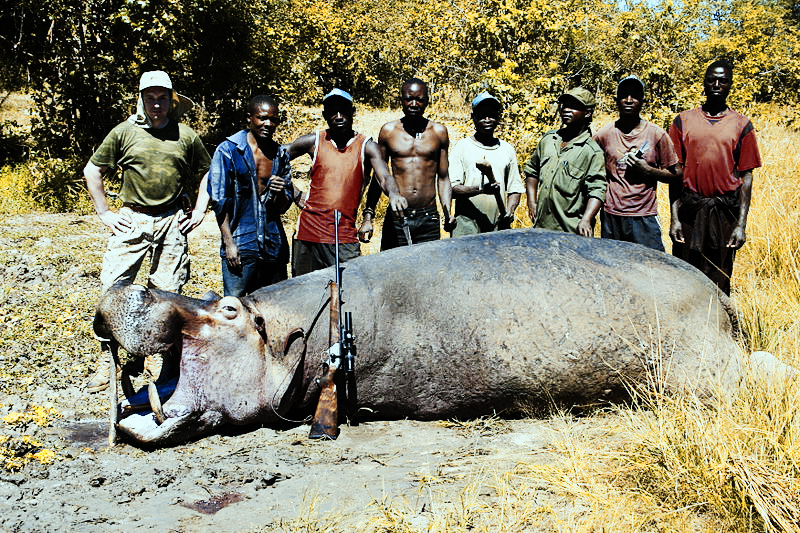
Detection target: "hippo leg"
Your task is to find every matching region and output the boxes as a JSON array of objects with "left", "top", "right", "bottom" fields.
[{"left": 747, "top": 351, "right": 798, "bottom": 383}]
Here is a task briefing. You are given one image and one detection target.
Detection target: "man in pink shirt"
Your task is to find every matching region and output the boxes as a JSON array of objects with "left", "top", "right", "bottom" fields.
[
  {"left": 668, "top": 60, "right": 762, "bottom": 294},
  {"left": 594, "top": 75, "right": 681, "bottom": 251}
]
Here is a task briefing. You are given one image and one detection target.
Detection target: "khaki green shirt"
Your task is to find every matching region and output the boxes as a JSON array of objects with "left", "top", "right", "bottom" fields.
[
  {"left": 524, "top": 128, "right": 606, "bottom": 233},
  {"left": 90, "top": 120, "right": 211, "bottom": 206}
]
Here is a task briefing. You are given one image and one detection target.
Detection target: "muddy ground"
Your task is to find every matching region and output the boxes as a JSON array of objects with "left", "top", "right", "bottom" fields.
[{"left": 0, "top": 212, "right": 621, "bottom": 532}]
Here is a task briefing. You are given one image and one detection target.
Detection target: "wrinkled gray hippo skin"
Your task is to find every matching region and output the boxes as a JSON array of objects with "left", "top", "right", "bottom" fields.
[{"left": 94, "top": 229, "right": 745, "bottom": 445}]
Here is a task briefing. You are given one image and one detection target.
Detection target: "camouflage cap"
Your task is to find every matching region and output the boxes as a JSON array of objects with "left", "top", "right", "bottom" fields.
[{"left": 559, "top": 87, "right": 596, "bottom": 108}]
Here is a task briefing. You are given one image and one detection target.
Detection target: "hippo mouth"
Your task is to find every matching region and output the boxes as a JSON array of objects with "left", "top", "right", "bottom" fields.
[
  {"left": 115, "top": 333, "right": 217, "bottom": 444},
  {"left": 115, "top": 377, "right": 193, "bottom": 443}
]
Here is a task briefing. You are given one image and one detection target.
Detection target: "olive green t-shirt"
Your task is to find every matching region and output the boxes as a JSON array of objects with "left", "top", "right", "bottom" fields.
[{"left": 90, "top": 120, "right": 211, "bottom": 206}]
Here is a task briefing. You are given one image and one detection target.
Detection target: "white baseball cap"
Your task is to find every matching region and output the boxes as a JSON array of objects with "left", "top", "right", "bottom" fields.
[{"left": 139, "top": 70, "right": 173, "bottom": 92}]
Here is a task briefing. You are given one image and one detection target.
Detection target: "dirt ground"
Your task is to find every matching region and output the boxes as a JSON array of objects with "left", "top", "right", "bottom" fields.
[{"left": 0, "top": 212, "right": 622, "bottom": 532}]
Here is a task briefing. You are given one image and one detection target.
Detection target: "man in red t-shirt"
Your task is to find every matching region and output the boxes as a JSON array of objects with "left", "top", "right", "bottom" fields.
[
  {"left": 594, "top": 75, "right": 681, "bottom": 251},
  {"left": 668, "top": 60, "right": 762, "bottom": 295},
  {"left": 286, "top": 89, "right": 407, "bottom": 276}
]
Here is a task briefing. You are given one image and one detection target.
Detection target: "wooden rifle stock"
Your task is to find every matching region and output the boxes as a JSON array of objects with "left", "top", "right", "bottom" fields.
[{"left": 309, "top": 281, "right": 340, "bottom": 439}]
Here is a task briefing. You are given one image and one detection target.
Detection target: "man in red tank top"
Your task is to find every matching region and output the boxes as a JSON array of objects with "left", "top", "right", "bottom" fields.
[
  {"left": 668, "top": 60, "right": 762, "bottom": 295},
  {"left": 286, "top": 89, "right": 407, "bottom": 276}
]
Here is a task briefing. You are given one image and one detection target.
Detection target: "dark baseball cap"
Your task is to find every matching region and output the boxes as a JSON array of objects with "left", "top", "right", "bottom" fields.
[{"left": 617, "top": 75, "right": 646, "bottom": 97}]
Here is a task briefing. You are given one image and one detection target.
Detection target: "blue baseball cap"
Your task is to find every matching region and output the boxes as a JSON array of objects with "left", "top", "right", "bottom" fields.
[
  {"left": 323, "top": 88, "right": 354, "bottom": 104},
  {"left": 471, "top": 91, "right": 502, "bottom": 110}
]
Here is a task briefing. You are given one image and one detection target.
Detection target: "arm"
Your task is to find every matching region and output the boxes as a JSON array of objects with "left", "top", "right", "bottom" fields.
[
  {"left": 578, "top": 149, "right": 607, "bottom": 237},
  {"left": 523, "top": 146, "right": 541, "bottom": 225},
  {"left": 449, "top": 142, "right": 494, "bottom": 198},
  {"left": 267, "top": 176, "right": 292, "bottom": 212},
  {"left": 364, "top": 141, "right": 407, "bottom": 216},
  {"left": 727, "top": 170, "right": 753, "bottom": 249},
  {"left": 435, "top": 126, "right": 456, "bottom": 231},
  {"left": 283, "top": 135, "right": 315, "bottom": 210},
  {"left": 357, "top": 179, "right": 383, "bottom": 242},
  {"left": 452, "top": 167, "right": 500, "bottom": 197},
  {"left": 284, "top": 133, "right": 316, "bottom": 161},
  {"left": 506, "top": 193, "right": 521, "bottom": 222},
  {"left": 577, "top": 198, "right": 603, "bottom": 238},
  {"left": 178, "top": 172, "right": 210, "bottom": 234},
  {"left": 358, "top": 127, "right": 388, "bottom": 242},
  {"left": 622, "top": 154, "right": 684, "bottom": 183},
  {"left": 218, "top": 211, "right": 240, "bottom": 272},
  {"left": 84, "top": 161, "right": 132, "bottom": 235},
  {"left": 668, "top": 163, "right": 685, "bottom": 243},
  {"left": 525, "top": 176, "right": 539, "bottom": 224}
]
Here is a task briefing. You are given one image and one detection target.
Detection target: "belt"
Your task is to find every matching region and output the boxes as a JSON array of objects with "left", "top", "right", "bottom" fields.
[
  {"left": 123, "top": 199, "right": 180, "bottom": 215},
  {"left": 401, "top": 205, "right": 438, "bottom": 218}
]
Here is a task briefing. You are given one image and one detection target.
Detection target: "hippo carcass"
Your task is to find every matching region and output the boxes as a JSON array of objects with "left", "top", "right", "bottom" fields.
[{"left": 94, "top": 229, "right": 745, "bottom": 445}]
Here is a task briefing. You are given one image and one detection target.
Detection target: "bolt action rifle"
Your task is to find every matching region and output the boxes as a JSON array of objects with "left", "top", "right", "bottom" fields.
[{"left": 309, "top": 210, "right": 358, "bottom": 439}]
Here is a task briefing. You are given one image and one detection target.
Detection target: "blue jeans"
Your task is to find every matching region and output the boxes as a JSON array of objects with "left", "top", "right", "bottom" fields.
[
  {"left": 600, "top": 211, "right": 665, "bottom": 252},
  {"left": 221, "top": 255, "right": 287, "bottom": 297}
]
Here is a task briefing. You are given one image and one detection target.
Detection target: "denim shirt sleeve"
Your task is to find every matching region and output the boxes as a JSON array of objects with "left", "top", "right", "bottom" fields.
[{"left": 207, "top": 142, "right": 235, "bottom": 221}]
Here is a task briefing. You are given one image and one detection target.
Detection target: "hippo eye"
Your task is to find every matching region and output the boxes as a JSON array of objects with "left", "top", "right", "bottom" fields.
[{"left": 221, "top": 305, "right": 238, "bottom": 319}]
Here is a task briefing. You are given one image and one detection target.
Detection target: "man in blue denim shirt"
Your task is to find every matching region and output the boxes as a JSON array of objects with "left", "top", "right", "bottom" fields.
[{"left": 208, "top": 95, "right": 293, "bottom": 296}]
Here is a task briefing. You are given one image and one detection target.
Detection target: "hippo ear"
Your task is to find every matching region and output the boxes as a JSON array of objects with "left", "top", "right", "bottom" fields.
[
  {"left": 254, "top": 315, "right": 269, "bottom": 343},
  {"left": 201, "top": 291, "right": 221, "bottom": 302},
  {"left": 283, "top": 328, "right": 305, "bottom": 357}
]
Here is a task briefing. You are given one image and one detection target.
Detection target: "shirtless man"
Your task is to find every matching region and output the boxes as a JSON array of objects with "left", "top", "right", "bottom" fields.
[
  {"left": 358, "top": 78, "right": 455, "bottom": 249},
  {"left": 207, "top": 95, "right": 293, "bottom": 296}
]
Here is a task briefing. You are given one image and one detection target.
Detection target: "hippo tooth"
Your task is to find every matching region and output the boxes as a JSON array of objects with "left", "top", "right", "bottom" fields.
[{"left": 148, "top": 382, "right": 167, "bottom": 425}]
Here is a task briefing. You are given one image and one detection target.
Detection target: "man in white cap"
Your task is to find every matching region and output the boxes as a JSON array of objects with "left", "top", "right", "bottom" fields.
[
  {"left": 449, "top": 91, "right": 524, "bottom": 235},
  {"left": 593, "top": 75, "right": 681, "bottom": 251},
  {"left": 357, "top": 78, "right": 456, "bottom": 248},
  {"left": 525, "top": 87, "right": 606, "bottom": 236},
  {"left": 83, "top": 70, "right": 211, "bottom": 392},
  {"left": 286, "top": 88, "right": 407, "bottom": 276}
]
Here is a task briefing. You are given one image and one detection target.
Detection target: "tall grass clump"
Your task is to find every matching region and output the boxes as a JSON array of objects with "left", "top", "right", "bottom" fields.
[
  {"left": 0, "top": 164, "right": 37, "bottom": 213},
  {"left": 616, "top": 118, "right": 800, "bottom": 531},
  {"left": 0, "top": 158, "right": 93, "bottom": 214}
]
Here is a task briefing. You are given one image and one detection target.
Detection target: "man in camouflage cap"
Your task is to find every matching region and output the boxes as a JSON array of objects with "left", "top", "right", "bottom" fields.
[{"left": 524, "top": 87, "right": 606, "bottom": 236}]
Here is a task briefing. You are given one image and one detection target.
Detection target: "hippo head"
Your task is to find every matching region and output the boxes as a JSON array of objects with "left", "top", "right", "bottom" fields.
[{"left": 94, "top": 283, "right": 301, "bottom": 444}]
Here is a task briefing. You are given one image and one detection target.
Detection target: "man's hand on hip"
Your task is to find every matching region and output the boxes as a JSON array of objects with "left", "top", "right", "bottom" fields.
[{"left": 99, "top": 210, "right": 133, "bottom": 236}]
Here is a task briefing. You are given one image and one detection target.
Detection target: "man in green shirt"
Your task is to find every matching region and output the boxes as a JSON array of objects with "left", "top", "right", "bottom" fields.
[
  {"left": 524, "top": 87, "right": 606, "bottom": 237},
  {"left": 83, "top": 70, "right": 211, "bottom": 392}
]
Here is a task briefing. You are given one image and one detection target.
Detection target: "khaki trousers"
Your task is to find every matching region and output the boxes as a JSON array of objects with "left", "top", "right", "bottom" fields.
[{"left": 100, "top": 207, "right": 189, "bottom": 293}]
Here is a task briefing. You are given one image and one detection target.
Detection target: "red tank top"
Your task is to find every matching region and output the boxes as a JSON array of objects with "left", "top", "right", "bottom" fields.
[{"left": 297, "top": 130, "right": 367, "bottom": 243}]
